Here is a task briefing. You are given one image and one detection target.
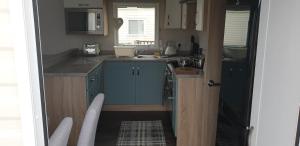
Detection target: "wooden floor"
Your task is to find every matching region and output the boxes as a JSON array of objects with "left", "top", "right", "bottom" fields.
[{"left": 94, "top": 111, "right": 177, "bottom": 146}]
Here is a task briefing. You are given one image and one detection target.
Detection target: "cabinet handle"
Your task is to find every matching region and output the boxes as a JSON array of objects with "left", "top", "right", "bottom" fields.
[
  {"left": 132, "top": 67, "right": 135, "bottom": 76},
  {"left": 168, "top": 97, "right": 174, "bottom": 100},
  {"left": 90, "top": 78, "right": 95, "bottom": 81},
  {"left": 137, "top": 67, "right": 140, "bottom": 76}
]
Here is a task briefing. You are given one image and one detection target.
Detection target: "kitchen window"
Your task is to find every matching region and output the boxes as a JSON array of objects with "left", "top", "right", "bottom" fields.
[
  {"left": 114, "top": 3, "right": 159, "bottom": 47},
  {"left": 223, "top": 10, "right": 250, "bottom": 59},
  {"left": 128, "top": 20, "right": 144, "bottom": 35},
  {"left": 223, "top": 10, "right": 250, "bottom": 47}
]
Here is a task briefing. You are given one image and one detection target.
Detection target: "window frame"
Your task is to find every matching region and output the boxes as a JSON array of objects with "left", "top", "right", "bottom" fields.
[{"left": 113, "top": 2, "right": 159, "bottom": 49}]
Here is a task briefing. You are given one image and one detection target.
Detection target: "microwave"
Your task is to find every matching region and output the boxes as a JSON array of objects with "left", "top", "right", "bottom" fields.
[{"left": 65, "top": 8, "right": 104, "bottom": 35}]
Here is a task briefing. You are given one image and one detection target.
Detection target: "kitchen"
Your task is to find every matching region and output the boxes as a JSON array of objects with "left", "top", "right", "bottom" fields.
[
  {"left": 3, "top": 0, "right": 300, "bottom": 146},
  {"left": 38, "top": 0, "right": 258, "bottom": 146}
]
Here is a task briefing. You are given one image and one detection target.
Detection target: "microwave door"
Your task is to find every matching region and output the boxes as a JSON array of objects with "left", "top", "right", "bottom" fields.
[
  {"left": 88, "top": 12, "right": 96, "bottom": 31},
  {"left": 67, "top": 11, "right": 88, "bottom": 32}
]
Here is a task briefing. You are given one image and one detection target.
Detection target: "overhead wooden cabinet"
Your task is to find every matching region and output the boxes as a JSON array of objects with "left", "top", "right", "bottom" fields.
[
  {"left": 64, "top": 0, "right": 103, "bottom": 8},
  {"left": 196, "top": 0, "right": 205, "bottom": 31},
  {"left": 164, "top": 0, "right": 197, "bottom": 29},
  {"left": 164, "top": 0, "right": 182, "bottom": 29}
]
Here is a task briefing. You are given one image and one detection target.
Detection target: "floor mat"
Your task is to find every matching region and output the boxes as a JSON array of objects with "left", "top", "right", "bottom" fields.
[{"left": 117, "top": 120, "right": 166, "bottom": 146}]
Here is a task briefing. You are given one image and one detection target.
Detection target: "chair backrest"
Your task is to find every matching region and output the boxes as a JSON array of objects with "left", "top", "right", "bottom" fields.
[
  {"left": 49, "top": 117, "right": 73, "bottom": 146},
  {"left": 77, "top": 93, "right": 104, "bottom": 146}
]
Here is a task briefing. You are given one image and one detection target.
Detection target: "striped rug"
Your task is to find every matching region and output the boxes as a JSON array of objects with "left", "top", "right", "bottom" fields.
[{"left": 117, "top": 121, "right": 166, "bottom": 146}]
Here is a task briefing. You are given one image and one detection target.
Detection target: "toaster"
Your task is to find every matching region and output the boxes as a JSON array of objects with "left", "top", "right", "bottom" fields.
[{"left": 83, "top": 43, "right": 100, "bottom": 56}]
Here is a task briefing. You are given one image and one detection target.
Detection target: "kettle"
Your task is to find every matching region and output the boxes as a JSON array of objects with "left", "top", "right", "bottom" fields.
[{"left": 165, "top": 42, "right": 177, "bottom": 56}]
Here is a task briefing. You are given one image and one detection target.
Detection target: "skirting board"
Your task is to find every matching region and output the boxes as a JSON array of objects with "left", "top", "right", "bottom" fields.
[{"left": 102, "top": 105, "right": 171, "bottom": 111}]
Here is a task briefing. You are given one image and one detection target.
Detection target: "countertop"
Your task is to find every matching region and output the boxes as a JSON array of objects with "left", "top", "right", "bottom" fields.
[
  {"left": 44, "top": 55, "right": 183, "bottom": 76},
  {"left": 167, "top": 64, "right": 204, "bottom": 78}
]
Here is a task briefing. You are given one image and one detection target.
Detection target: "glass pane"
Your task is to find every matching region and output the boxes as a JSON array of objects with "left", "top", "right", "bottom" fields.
[
  {"left": 117, "top": 7, "right": 155, "bottom": 45},
  {"left": 224, "top": 10, "right": 250, "bottom": 47},
  {"left": 67, "top": 12, "right": 88, "bottom": 31},
  {"left": 128, "top": 20, "right": 144, "bottom": 34}
]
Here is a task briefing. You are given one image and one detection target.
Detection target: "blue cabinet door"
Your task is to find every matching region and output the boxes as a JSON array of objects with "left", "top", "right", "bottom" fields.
[
  {"left": 104, "top": 61, "right": 135, "bottom": 104},
  {"left": 172, "top": 75, "right": 177, "bottom": 136},
  {"left": 135, "top": 61, "right": 166, "bottom": 104},
  {"left": 87, "top": 64, "right": 102, "bottom": 105}
]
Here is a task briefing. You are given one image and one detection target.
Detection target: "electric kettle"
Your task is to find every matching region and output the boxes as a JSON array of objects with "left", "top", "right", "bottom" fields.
[{"left": 164, "top": 42, "right": 177, "bottom": 56}]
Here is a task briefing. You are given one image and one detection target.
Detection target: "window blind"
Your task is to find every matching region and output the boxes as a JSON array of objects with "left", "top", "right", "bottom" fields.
[
  {"left": 224, "top": 10, "right": 250, "bottom": 47},
  {"left": 128, "top": 20, "right": 144, "bottom": 34}
]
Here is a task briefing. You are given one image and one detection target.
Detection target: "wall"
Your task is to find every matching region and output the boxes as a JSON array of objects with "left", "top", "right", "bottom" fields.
[
  {"left": 38, "top": 0, "right": 201, "bottom": 55},
  {"left": 38, "top": 0, "right": 100, "bottom": 54},
  {"left": 250, "top": 0, "right": 300, "bottom": 146}
]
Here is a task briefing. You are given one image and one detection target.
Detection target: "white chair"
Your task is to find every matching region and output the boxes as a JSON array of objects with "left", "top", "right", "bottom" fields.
[
  {"left": 77, "top": 93, "right": 104, "bottom": 146},
  {"left": 49, "top": 117, "right": 73, "bottom": 146}
]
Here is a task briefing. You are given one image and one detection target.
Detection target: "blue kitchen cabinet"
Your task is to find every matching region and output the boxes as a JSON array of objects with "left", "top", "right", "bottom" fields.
[
  {"left": 104, "top": 61, "right": 167, "bottom": 105},
  {"left": 104, "top": 61, "right": 135, "bottom": 104},
  {"left": 171, "top": 75, "right": 177, "bottom": 136},
  {"left": 86, "top": 64, "right": 102, "bottom": 105},
  {"left": 135, "top": 61, "right": 166, "bottom": 104}
]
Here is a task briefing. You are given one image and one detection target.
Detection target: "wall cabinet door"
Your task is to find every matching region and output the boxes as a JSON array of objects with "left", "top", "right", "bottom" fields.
[
  {"left": 104, "top": 62, "right": 135, "bottom": 104},
  {"left": 196, "top": 0, "right": 204, "bottom": 31},
  {"left": 135, "top": 62, "right": 166, "bottom": 104},
  {"left": 164, "top": 0, "right": 182, "bottom": 29},
  {"left": 64, "top": 0, "right": 103, "bottom": 8}
]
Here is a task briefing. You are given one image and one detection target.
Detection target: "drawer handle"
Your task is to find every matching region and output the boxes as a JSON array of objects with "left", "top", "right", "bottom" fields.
[
  {"left": 137, "top": 67, "right": 140, "bottom": 76},
  {"left": 90, "top": 78, "right": 95, "bottom": 81}
]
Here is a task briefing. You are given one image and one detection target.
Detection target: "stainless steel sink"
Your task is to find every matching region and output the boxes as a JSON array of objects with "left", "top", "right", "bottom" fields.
[{"left": 135, "top": 55, "right": 159, "bottom": 59}]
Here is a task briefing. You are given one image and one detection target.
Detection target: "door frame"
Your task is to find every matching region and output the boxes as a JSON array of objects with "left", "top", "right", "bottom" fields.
[
  {"left": 10, "top": 0, "right": 48, "bottom": 145},
  {"left": 248, "top": 0, "right": 270, "bottom": 145}
]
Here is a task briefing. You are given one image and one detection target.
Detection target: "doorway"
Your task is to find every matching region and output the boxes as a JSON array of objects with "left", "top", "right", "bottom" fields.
[{"left": 216, "top": 0, "right": 261, "bottom": 146}]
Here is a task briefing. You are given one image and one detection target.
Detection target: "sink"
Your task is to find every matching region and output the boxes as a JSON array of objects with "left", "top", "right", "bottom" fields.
[{"left": 135, "top": 55, "right": 159, "bottom": 59}]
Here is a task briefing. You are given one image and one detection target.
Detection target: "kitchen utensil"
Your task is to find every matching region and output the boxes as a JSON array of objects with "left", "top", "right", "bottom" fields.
[
  {"left": 194, "top": 56, "right": 205, "bottom": 69},
  {"left": 165, "top": 42, "right": 177, "bottom": 56},
  {"left": 82, "top": 43, "right": 100, "bottom": 56},
  {"left": 191, "top": 35, "right": 200, "bottom": 57},
  {"left": 114, "top": 46, "right": 135, "bottom": 57}
]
